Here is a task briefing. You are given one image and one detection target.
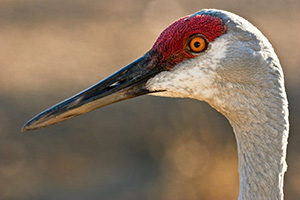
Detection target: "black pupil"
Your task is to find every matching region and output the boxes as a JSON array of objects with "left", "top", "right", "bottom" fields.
[{"left": 194, "top": 41, "right": 201, "bottom": 48}]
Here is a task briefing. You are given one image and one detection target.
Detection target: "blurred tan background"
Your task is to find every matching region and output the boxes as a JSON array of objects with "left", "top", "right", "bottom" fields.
[{"left": 1, "top": 0, "right": 299, "bottom": 199}]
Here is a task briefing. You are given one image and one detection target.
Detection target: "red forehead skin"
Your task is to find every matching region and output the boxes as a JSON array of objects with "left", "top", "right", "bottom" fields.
[{"left": 151, "top": 14, "right": 226, "bottom": 67}]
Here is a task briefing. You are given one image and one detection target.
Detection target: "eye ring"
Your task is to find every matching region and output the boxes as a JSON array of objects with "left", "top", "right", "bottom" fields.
[{"left": 186, "top": 35, "right": 208, "bottom": 53}]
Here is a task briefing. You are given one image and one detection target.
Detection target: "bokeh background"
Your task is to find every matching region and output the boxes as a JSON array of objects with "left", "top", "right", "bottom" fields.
[{"left": 1, "top": 0, "right": 299, "bottom": 199}]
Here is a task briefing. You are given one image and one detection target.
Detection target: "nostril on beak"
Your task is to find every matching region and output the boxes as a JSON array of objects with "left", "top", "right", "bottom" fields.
[{"left": 108, "top": 81, "right": 121, "bottom": 89}]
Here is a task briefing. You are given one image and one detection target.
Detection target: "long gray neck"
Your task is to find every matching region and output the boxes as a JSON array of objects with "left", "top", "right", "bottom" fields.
[
  {"left": 223, "top": 87, "right": 289, "bottom": 200},
  {"left": 232, "top": 116, "right": 288, "bottom": 200}
]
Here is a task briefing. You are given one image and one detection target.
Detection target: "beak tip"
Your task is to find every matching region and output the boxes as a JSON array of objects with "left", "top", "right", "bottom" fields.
[
  {"left": 20, "top": 127, "right": 28, "bottom": 133},
  {"left": 21, "top": 120, "right": 37, "bottom": 132},
  {"left": 21, "top": 123, "right": 31, "bottom": 132}
]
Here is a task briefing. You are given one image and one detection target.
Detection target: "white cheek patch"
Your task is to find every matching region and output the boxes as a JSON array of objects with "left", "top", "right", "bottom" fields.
[
  {"left": 146, "top": 36, "right": 228, "bottom": 103},
  {"left": 146, "top": 66, "right": 217, "bottom": 100},
  {"left": 207, "top": 37, "right": 228, "bottom": 69}
]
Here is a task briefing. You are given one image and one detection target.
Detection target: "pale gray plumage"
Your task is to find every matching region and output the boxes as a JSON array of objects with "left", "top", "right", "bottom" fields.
[
  {"left": 147, "top": 10, "right": 289, "bottom": 200},
  {"left": 22, "top": 9, "right": 289, "bottom": 200}
]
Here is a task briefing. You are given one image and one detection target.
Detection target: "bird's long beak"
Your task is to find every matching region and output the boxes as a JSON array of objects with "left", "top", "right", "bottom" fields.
[{"left": 21, "top": 51, "right": 163, "bottom": 132}]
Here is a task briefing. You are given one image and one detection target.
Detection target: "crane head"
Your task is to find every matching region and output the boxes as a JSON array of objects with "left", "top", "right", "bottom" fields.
[{"left": 22, "top": 9, "right": 278, "bottom": 131}]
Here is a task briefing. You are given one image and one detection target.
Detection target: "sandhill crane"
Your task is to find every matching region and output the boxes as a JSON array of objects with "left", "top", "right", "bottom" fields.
[{"left": 22, "top": 9, "right": 289, "bottom": 200}]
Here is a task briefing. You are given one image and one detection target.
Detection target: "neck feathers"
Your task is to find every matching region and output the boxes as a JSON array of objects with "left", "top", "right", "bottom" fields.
[
  {"left": 218, "top": 75, "right": 289, "bottom": 200},
  {"left": 232, "top": 112, "right": 288, "bottom": 200}
]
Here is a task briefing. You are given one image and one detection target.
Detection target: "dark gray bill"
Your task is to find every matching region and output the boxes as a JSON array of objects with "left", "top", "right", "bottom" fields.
[{"left": 21, "top": 51, "right": 164, "bottom": 132}]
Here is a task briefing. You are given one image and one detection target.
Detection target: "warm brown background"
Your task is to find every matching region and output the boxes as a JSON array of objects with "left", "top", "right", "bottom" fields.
[{"left": 1, "top": 0, "right": 299, "bottom": 199}]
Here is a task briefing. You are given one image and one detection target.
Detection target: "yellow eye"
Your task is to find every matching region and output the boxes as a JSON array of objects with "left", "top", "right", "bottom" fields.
[{"left": 189, "top": 36, "right": 207, "bottom": 53}]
